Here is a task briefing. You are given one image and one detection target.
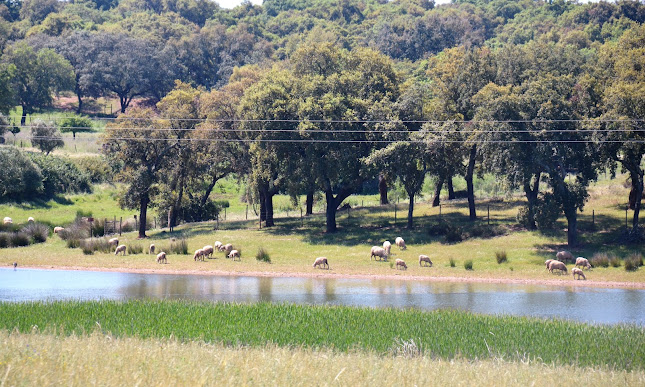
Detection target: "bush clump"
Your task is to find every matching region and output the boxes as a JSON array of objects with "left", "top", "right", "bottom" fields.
[
  {"left": 21, "top": 222, "right": 49, "bottom": 243},
  {"left": 444, "top": 225, "right": 463, "bottom": 243},
  {"left": 469, "top": 225, "right": 507, "bottom": 239},
  {"left": 449, "top": 258, "right": 456, "bottom": 267},
  {"left": 495, "top": 250, "right": 508, "bottom": 264},
  {"left": 169, "top": 239, "right": 188, "bottom": 255},
  {"left": 256, "top": 247, "right": 271, "bottom": 263},
  {"left": 625, "top": 254, "right": 643, "bottom": 272},
  {"left": 80, "top": 238, "right": 112, "bottom": 255},
  {"left": 609, "top": 256, "right": 622, "bottom": 268},
  {"left": 127, "top": 243, "right": 143, "bottom": 255},
  {"left": 0, "top": 232, "right": 10, "bottom": 248},
  {"left": 10, "top": 232, "right": 31, "bottom": 247},
  {"left": 27, "top": 153, "right": 91, "bottom": 197},
  {"left": 464, "top": 260, "right": 473, "bottom": 270},
  {"left": 590, "top": 253, "right": 610, "bottom": 268},
  {"left": 0, "top": 148, "right": 44, "bottom": 201}
]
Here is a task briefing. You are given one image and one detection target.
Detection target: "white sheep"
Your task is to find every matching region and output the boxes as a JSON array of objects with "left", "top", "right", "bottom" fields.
[
  {"left": 220, "top": 243, "right": 233, "bottom": 255},
  {"left": 419, "top": 255, "right": 433, "bottom": 267},
  {"left": 370, "top": 246, "right": 388, "bottom": 261},
  {"left": 383, "top": 241, "right": 392, "bottom": 256},
  {"left": 54, "top": 226, "right": 65, "bottom": 234},
  {"left": 148, "top": 244, "right": 155, "bottom": 255},
  {"left": 313, "top": 257, "right": 329, "bottom": 269},
  {"left": 548, "top": 260, "right": 567, "bottom": 274},
  {"left": 545, "top": 259, "right": 554, "bottom": 271},
  {"left": 572, "top": 267, "right": 586, "bottom": 280},
  {"left": 156, "top": 251, "right": 167, "bottom": 264},
  {"left": 556, "top": 251, "right": 574, "bottom": 263},
  {"left": 228, "top": 249, "right": 240, "bottom": 261},
  {"left": 395, "top": 237, "right": 407, "bottom": 250},
  {"left": 115, "top": 245, "right": 126, "bottom": 256},
  {"left": 193, "top": 249, "right": 205, "bottom": 261},
  {"left": 395, "top": 259, "right": 407, "bottom": 270},
  {"left": 575, "top": 257, "right": 591, "bottom": 270},
  {"left": 3, "top": 217, "right": 12, "bottom": 225},
  {"left": 27, "top": 217, "right": 34, "bottom": 223},
  {"left": 214, "top": 241, "right": 223, "bottom": 251},
  {"left": 202, "top": 245, "right": 214, "bottom": 259},
  {"left": 108, "top": 237, "right": 119, "bottom": 247}
]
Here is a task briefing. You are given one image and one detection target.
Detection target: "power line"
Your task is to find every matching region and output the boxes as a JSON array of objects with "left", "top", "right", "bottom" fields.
[{"left": 22, "top": 136, "right": 645, "bottom": 144}]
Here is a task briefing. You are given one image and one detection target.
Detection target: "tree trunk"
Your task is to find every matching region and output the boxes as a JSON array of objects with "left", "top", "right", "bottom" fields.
[
  {"left": 325, "top": 189, "right": 339, "bottom": 233},
  {"left": 264, "top": 190, "right": 275, "bottom": 227},
  {"left": 20, "top": 104, "right": 28, "bottom": 126},
  {"left": 629, "top": 168, "right": 644, "bottom": 232},
  {"left": 306, "top": 192, "right": 314, "bottom": 215},
  {"left": 76, "top": 91, "right": 83, "bottom": 114},
  {"left": 169, "top": 177, "right": 184, "bottom": 227},
  {"left": 379, "top": 173, "right": 389, "bottom": 205},
  {"left": 407, "top": 191, "right": 415, "bottom": 229},
  {"left": 138, "top": 193, "right": 149, "bottom": 239},
  {"left": 432, "top": 176, "right": 444, "bottom": 207},
  {"left": 523, "top": 173, "right": 541, "bottom": 230},
  {"left": 259, "top": 189, "right": 266, "bottom": 222},
  {"left": 200, "top": 175, "right": 219, "bottom": 210},
  {"left": 565, "top": 210, "right": 577, "bottom": 247},
  {"left": 447, "top": 175, "right": 455, "bottom": 200},
  {"left": 466, "top": 145, "right": 477, "bottom": 220}
]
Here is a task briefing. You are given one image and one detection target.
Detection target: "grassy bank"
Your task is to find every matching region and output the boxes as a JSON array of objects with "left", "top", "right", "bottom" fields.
[
  {"left": 1, "top": 331, "right": 643, "bottom": 386},
  {"left": 1, "top": 300, "right": 643, "bottom": 370}
]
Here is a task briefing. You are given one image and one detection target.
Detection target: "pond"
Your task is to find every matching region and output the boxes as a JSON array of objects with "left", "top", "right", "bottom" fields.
[{"left": 1, "top": 268, "right": 644, "bottom": 325}]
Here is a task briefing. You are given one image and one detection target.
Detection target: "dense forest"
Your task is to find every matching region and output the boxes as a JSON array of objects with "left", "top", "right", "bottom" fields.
[{"left": 0, "top": 0, "right": 644, "bottom": 246}]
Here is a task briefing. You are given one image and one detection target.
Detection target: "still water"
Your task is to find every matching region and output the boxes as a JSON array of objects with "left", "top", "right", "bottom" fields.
[{"left": 1, "top": 268, "right": 644, "bottom": 325}]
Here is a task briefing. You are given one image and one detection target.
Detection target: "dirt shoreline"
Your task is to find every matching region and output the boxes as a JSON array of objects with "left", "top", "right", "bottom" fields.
[{"left": 16, "top": 264, "right": 645, "bottom": 289}]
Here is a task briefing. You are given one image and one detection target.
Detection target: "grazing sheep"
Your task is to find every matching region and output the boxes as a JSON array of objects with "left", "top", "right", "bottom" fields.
[
  {"left": 556, "top": 251, "right": 574, "bottom": 263},
  {"left": 575, "top": 257, "right": 591, "bottom": 270},
  {"left": 108, "top": 237, "right": 119, "bottom": 247},
  {"left": 419, "top": 255, "right": 433, "bottom": 267},
  {"left": 548, "top": 260, "right": 567, "bottom": 274},
  {"left": 395, "top": 237, "right": 407, "bottom": 250},
  {"left": 214, "top": 241, "right": 222, "bottom": 251},
  {"left": 148, "top": 244, "right": 155, "bottom": 255},
  {"left": 313, "top": 257, "right": 329, "bottom": 269},
  {"left": 53, "top": 226, "right": 65, "bottom": 234},
  {"left": 220, "top": 243, "right": 233, "bottom": 255},
  {"left": 3, "top": 217, "right": 12, "bottom": 225},
  {"left": 370, "top": 246, "right": 388, "bottom": 261},
  {"left": 193, "top": 249, "right": 205, "bottom": 261},
  {"left": 228, "top": 249, "right": 241, "bottom": 261},
  {"left": 395, "top": 259, "right": 407, "bottom": 270},
  {"left": 572, "top": 267, "right": 586, "bottom": 280},
  {"left": 202, "top": 245, "right": 214, "bottom": 259},
  {"left": 383, "top": 241, "right": 392, "bottom": 256},
  {"left": 156, "top": 251, "right": 167, "bottom": 264},
  {"left": 27, "top": 217, "right": 34, "bottom": 223},
  {"left": 545, "top": 259, "right": 554, "bottom": 271},
  {"left": 114, "top": 245, "right": 126, "bottom": 256}
]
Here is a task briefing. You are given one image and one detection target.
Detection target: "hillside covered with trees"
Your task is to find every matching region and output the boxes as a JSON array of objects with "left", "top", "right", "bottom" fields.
[{"left": 0, "top": 0, "right": 644, "bottom": 246}]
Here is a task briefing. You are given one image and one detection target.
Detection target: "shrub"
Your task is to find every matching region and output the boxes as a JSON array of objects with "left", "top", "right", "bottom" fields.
[
  {"left": 30, "top": 119, "right": 64, "bottom": 155},
  {"left": 609, "top": 256, "right": 622, "bottom": 268},
  {"left": 464, "top": 260, "right": 473, "bottom": 270},
  {"left": 73, "top": 156, "right": 112, "bottom": 184},
  {"left": 81, "top": 242, "right": 94, "bottom": 255},
  {"left": 21, "top": 222, "right": 49, "bottom": 243},
  {"left": 449, "top": 258, "right": 456, "bottom": 267},
  {"left": 10, "top": 232, "right": 31, "bottom": 247},
  {"left": 256, "top": 247, "right": 271, "bottom": 263},
  {"left": 495, "top": 250, "right": 508, "bottom": 264},
  {"left": 469, "top": 225, "right": 506, "bottom": 239},
  {"left": 57, "top": 115, "right": 94, "bottom": 139},
  {"left": 169, "top": 239, "right": 188, "bottom": 255},
  {"left": 80, "top": 238, "right": 112, "bottom": 254},
  {"left": 66, "top": 238, "right": 81, "bottom": 249},
  {"left": 625, "top": 254, "right": 643, "bottom": 272},
  {"left": 0, "top": 148, "right": 44, "bottom": 201},
  {"left": 27, "top": 153, "right": 91, "bottom": 196},
  {"left": 444, "top": 225, "right": 463, "bottom": 243},
  {"left": 427, "top": 221, "right": 450, "bottom": 236},
  {"left": 0, "top": 232, "right": 10, "bottom": 248},
  {"left": 128, "top": 243, "right": 143, "bottom": 255},
  {"left": 121, "top": 220, "right": 136, "bottom": 233},
  {"left": 534, "top": 194, "right": 561, "bottom": 230},
  {"left": 58, "top": 221, "right": 89, "bottom": 241},
  {"left": 590, "top": 253, "right": 610, "bottom": 268}
]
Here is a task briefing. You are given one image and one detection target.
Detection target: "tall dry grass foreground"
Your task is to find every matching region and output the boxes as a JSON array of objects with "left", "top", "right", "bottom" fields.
[{"left": 0, "top": 331, "right": 644, "bottom": 387}]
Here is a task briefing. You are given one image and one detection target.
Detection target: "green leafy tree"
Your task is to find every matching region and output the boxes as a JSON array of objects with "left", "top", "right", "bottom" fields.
[
  {"left": 58, "top": 115, "right": 93, "bottom": 139},
  {"left": 2, "top": 43, "right": 74, "bottom": 125},
  {"left": 30, "top": 119, "right": 64, "bottom": 155}
]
